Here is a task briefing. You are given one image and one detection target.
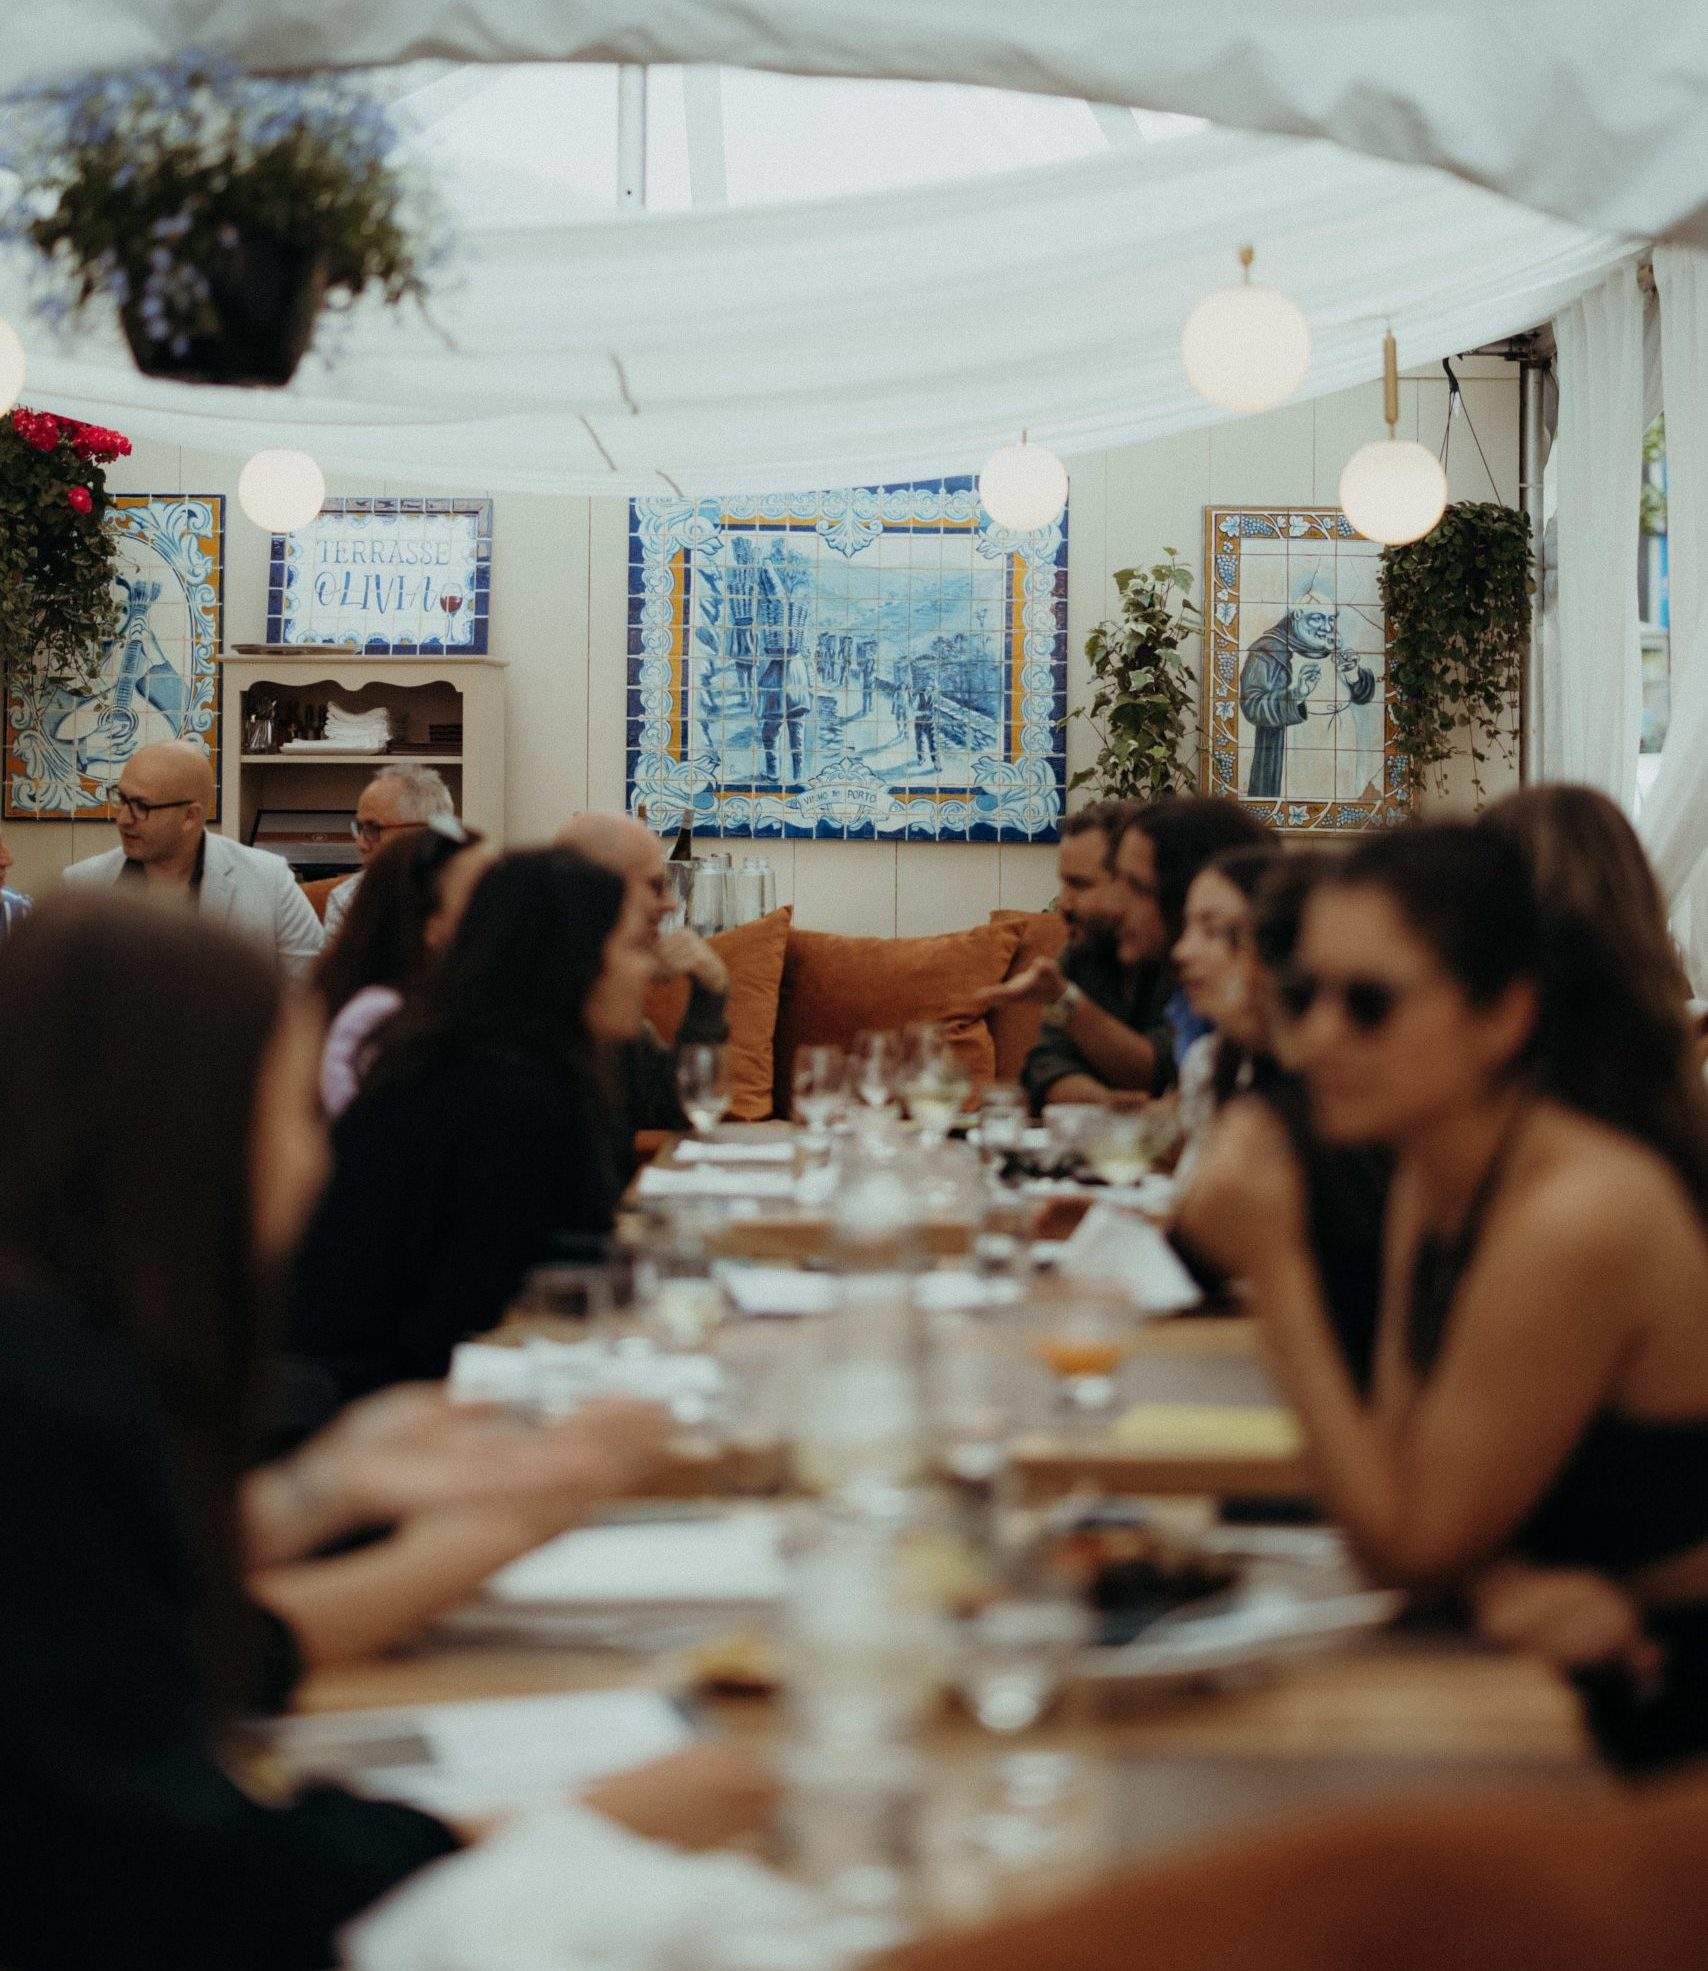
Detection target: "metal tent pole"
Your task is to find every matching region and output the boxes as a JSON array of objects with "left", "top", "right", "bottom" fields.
[{"left": 1519, "top": 348, "right": 1549, "bottom": 781}]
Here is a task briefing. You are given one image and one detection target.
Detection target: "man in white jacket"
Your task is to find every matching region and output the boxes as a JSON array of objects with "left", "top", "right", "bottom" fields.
[{"left": 63, "top": 740, "right": 323, "bottom": 980}]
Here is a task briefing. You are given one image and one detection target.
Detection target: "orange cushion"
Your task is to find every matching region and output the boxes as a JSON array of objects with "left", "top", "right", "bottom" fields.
[
  {"left": 299, "top": 874, "right": 346, "bottom": 923},
  {"left": 772, "top": 919, "right": 1024, "bottom": 1115},
  {"left": 643, "top": 906, "right": 793, "bottom": 1122},
  {"left": 988, "top": 909, "right": 1071, "bottom": 1084}
]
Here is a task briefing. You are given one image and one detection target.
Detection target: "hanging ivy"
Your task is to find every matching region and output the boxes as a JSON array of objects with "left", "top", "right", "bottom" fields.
[
  {"left": 1066, "top": 551, "right": 1200, "bottom": 803},
  {"left": 1379, "top": 501, "right": 1533, "bottom": 799}
]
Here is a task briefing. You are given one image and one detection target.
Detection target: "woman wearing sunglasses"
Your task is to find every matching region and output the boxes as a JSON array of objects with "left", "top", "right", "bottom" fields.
[
  {"left": 313, "top": 815, "right": 493, "bottom": 1118},
  {"left": 1177, "top": 822, "right": 1708, "bottom": 1770}
]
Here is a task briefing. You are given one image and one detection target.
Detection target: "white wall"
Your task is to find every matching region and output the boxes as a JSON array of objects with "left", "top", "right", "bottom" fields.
[{"left": 4, "top": 360, "right": 1521, "bottom": 929}]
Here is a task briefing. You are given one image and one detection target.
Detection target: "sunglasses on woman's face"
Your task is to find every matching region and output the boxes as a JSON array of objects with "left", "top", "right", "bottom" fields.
[{"left": 1278, "top": 967, "right": 1408, "bottom": 1034}]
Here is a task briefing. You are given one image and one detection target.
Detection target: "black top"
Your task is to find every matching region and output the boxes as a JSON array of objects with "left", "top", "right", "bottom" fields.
[
  {"left": 1021, "top": 929, "right": 1178, "bottom": 1109},
  {"left": 611, "top": 980, "right": 732, "bottom": 1165},
  {"left": 1407, "top": 1112, "right": 1708, "bottom": 1575},
  {"left": 0, "top": 1288, "right": 458, "bottom": 1971},
  {"left": 289, "top": 1042, "right": 620, "bottom": 1400}
]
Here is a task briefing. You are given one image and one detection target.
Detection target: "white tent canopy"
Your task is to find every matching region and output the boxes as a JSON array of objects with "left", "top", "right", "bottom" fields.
[
  {"left": 0, "top": 102, "right": 1631, "bottom": 492},
  {"left": 1, "top": 1, "right": 1703, "bottom": 244}
]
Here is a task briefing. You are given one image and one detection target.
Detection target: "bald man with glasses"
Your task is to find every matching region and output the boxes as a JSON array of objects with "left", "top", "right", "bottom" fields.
[{"left": 63, "top": 740, "right": 323, "bottom": 979}]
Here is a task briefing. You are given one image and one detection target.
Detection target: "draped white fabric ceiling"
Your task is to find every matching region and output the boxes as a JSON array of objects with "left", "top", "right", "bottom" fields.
[{"left": 0, "top": 7, "right": 1655, "bottom": 489}]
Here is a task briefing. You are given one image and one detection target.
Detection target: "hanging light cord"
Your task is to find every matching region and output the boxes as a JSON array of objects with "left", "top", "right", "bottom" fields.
[{"left": 1438, "top": 358, "right": 1502, "bottom": 501}]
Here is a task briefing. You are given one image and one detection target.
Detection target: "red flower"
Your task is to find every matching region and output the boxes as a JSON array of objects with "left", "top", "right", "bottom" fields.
[
  {"left": 68, "top": 420, "right": 132, "bottom": 464},
  {"left": 11, "top": 408, "right": 62, "bottom": 453},
  {"left": 66, "top": 486, "right": 93, "bottom": 515}
]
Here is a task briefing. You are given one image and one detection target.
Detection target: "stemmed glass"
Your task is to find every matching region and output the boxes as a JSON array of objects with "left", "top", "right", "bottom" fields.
[
  {"left": 676, "top": 1043, "right": 730, "bottom": 1138},
  {"left": 849, "top": 1029, "right": 901, "bottom": 1112},
  {"left": 792, "top": 1044, "right": 848, "bottom": 1152},
  {"left": 975, "top": 1082, "right": 1029, "bottom": 1171},
  {"left": 898, "top": 1024, "right": 972, "bottom": 1145},
  {"left": 1028, "top": 1285, "right": 1135, "bottom": 1423}
]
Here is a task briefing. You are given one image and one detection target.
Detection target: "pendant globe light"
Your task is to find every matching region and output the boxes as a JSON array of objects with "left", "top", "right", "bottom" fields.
[
  {"left": 0, "top": 317, "right": 25, "bottom": 414},
  {"left": 1338, "top": 332, "right": 1448, "bottom": 546},
  {"left": 238, "top": 448, "right": 326, "bottom": 534},
  {"left": 1181, "top": 245, "right": 1311, "bottom": 415},
  {"left": 978, "top": 435, "right": 1068, "bottom": 531}
]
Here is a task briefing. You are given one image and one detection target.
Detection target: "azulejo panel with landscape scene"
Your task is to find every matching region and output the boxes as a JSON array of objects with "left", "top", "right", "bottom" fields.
[
  {"left": 4, "top": 494, "right": 224, "bottom": 820},
  {"left": 1203, "top": 506, "right": 1407, "bottom": 832},
  {"left": 625, "top": 479, "right": 1067, "bottom": 841}
]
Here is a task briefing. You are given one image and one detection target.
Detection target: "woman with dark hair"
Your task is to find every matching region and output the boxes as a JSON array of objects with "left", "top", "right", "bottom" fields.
[
  {"left": 1180, "top": 822, "right": 1708, "bottom": 1769},
  {"left": 1172, "top": 850, "right": 1391, "bottom": 1387},
  {"left": 314, "top": 815, "right": 492, "bottom": 1117},
  {"left": 290, "top": 846, "right": 657, "bottom": 1400},
  {"left": 0, "top": 893, "right": 767, "bottom": 1971}
]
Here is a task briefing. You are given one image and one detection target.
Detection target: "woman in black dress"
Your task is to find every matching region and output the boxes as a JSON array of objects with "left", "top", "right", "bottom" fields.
[{"left": 291, "top": 846, "right": 659, "bottom": 1400}]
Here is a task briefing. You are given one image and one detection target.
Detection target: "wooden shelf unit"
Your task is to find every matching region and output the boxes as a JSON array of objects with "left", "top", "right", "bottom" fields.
[{"left": 218, "top": 650, "right": 508, "bottom": 857}]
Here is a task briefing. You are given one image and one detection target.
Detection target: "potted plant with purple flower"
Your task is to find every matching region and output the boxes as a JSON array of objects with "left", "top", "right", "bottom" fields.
[{"left": 10, "top": 56, "right": 430, "bottom": 387}]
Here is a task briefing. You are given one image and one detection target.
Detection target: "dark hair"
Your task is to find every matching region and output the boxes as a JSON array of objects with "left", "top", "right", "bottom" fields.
[
  {"left": 1480, "top": 785, "right": 1694, "bottom": 1016},
  {"left": 313, "top": 821, "right": 486, "bottom": 1020},
  {"left": 1191, "top": 842, "right": 1282, "bottom": 1105},
  {"left": 1128, "top": 797, "right": 1273, "bottom": 944},
  {"left": 1331, "top": 821, "right": 1708, "bottom": 1219},
  {"left": 1061, "top": 798, "right": 1139, "bottom": 863},
  {"left": 0, "top": 893, "right": 284, "bottom": 1714},
  {"left": 364, "top": 846, "right": 628, "bottom": 1096},
  {"left": 1252, "top": 850, "right": 1338, "bottom": 974}
]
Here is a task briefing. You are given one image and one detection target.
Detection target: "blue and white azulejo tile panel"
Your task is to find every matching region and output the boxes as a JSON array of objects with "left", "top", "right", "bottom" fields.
[
  {"left": 625, "top": 479, "right": 1067, "bottom": 841},
  {"left": 4, "top": 494, "right": 224, "bottom": 820}
]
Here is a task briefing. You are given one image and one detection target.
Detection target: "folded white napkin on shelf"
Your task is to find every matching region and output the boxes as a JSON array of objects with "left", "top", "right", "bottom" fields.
[
  {"left": 344, "top": 1802, "right": 832, "bottom": 1971},
  {"left": 1057, "top": 1203, "right": 1201, "bottom": 1313},
  {"left": 485, "top": 1508, "right": 788, "bottom": 1607},
  {"left": 673, "top": 1139, "right": 796, "bottom": 1165},
  {"left": 635, "top": 1165, "right": 799, "bottom": 1200},
  {"left": 276, "top": 1688, "right": 693, "bottom": 1820}
]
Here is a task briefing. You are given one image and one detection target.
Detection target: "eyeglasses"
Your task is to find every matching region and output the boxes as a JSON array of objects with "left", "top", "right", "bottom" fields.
[
  {"left": 351, "top": 818, "right": 422, "bottom": 846},
  {"left": 1278, "top": 967, "right": 1413, "bottom": 1034},
  {"left": 112, "top": 792, "right": 193, "bottom": 819}
]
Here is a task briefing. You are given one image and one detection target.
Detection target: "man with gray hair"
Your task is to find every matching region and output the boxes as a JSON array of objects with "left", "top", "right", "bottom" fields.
[{"left": 322, "top": 764, "right": 456, "bottom": 940}]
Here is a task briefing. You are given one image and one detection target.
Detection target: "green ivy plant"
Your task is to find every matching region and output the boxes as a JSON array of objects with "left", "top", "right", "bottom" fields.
[
  {"left": 1379, "top": 501, "right": 1533, "bottom": 800},
  {"left": 1066, "top": 551, "right": 1200, "bottom": 803}
]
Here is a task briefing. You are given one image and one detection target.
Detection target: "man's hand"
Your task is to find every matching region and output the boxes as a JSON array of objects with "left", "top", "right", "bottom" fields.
[
  {"left": 973, "top": 955, "right": 1067, "bottom": 1010},
  {"left": 1293, "top": 663, "right": 1322, "bottom": 701},
  {"left": 657, "top": 926, "right": 729, "bottom": 997}
]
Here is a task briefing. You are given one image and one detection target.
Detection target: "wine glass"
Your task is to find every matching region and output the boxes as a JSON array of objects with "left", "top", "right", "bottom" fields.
[
  {"left": 899, "top": 1025, "right": 971, "bottom": 1145},
  {"left": 792, "top": 1044, "right": 848, "bottom": 1150},
  {"left": 849, "top": 1030, "right": 900, "bottom": 1111},
  {"left": 676, "top": 1043, "right": 730, "bottom": 1138},
  {"left": 1081, "top": 1108, "right": 1152, "bottom": 1187}
]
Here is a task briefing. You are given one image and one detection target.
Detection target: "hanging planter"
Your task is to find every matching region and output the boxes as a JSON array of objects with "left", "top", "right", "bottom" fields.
[
  {"left": 119, "top": 231, "right": 327, "bottom": 387},
  {"left": 10, "top": 56, "right": 432, "bottom": 389},
  {"left": 0, "top": 408, "right": 131, "bottom": 696}
]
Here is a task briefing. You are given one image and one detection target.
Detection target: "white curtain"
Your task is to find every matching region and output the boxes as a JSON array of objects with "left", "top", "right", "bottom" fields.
[
  {"left": 1549, "top": 266, "right": 1647, "bottom": 810},
  {"left": 1, "top": 133, "right": 1629, "bottom": 494},
  {"left": 1636, "top": 247, "right": 1708, "bottom": 981},
  {"left": 5, "top": 3, "right": 1708, "bottom": 246}
]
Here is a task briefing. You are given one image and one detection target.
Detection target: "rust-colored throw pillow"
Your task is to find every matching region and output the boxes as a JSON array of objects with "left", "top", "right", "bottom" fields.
[
  {"left": 643, "top": 906, "right": 793, "bottom": 1122},
  {"left": 772, "top": 919, "right": 1025, "bottom": 1115},
  {"left": 987, "top": 908, "right": 1071, "bottom": 1085}
]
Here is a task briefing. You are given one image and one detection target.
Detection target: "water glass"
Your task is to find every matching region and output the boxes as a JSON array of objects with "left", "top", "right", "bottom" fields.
[
  {"left": 793, "top": 1044, "right": 848, "bottom": 1145},
  {"left": 951, "top": 1598, "right": 1088, "bottom": 1734},
  {"left": 975, "top": 1083, "right": 1029, "bottom": 1167},
  {"left": 677, "top": 1043, "right": 731, "bottom": 1136},
  {"left": 1042, "top": 1101, "right": 1104, "bottom": 1175},
  {"left": 1081, "top": 1107, "right": 1152, "bottom": 1186}
]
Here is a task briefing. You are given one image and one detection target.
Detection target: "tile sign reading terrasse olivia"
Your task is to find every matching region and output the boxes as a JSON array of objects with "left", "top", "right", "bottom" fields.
[
  {"left": 266, "top": 497, "right": 493, "bottom": 655},
  {"left": 626, "top": 478, "right": 1067, "bottom": 841}
]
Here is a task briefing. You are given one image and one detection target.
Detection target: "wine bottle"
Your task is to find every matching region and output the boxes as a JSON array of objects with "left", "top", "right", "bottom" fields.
[{"left": 668, "top": 810, "right": 694, "bottom": 862}]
